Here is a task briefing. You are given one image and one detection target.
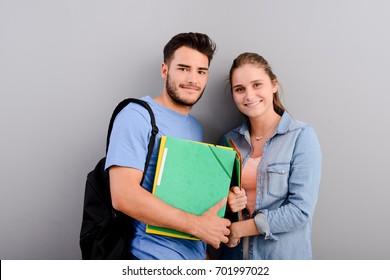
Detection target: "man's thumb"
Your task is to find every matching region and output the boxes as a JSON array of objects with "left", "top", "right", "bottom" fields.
[{"left": 211, "top": 198, "right": 227, "bottom": 213}]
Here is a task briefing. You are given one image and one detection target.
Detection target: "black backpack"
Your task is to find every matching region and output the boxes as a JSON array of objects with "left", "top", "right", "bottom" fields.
[{"left": 79, "top": 98, "right": 158, "bottom": 259}]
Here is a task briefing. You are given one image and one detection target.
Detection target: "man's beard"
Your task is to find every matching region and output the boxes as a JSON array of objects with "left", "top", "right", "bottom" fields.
[{"left": 165, "top": 74, "right": 205, "bottom": 107}]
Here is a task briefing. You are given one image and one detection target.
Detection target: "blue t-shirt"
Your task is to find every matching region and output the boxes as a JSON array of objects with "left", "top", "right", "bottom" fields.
[{"left": 105, "top": 96, "right": 206, "bottom": 260}]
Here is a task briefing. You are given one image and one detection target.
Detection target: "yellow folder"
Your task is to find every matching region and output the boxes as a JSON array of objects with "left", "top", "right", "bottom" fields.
[{"left": 146, "top": 136, "right": 237, "bottom": 240}]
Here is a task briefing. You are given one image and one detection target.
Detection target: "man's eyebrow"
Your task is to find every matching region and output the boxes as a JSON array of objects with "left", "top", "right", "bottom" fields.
[
  {"left": 177, "top": 64, "right": 191, "bottom": 68},
  {"left": 177, "top": 64, "right": 209, "bottom": 71}
]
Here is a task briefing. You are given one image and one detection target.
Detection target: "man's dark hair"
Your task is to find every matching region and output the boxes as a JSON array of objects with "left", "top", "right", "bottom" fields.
[{"left": 163, "top": 32, "right": 217, "bottom": 66}]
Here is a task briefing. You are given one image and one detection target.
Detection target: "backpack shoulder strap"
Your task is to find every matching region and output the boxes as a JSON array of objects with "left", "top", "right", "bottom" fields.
[{"left": 105, "top": 98, "right": 159, "bottom": 182}]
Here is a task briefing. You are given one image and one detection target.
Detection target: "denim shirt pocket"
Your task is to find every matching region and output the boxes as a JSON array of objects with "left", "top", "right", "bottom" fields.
[{"left": 266, "top": 163, "right": 290, "bottom": 198}]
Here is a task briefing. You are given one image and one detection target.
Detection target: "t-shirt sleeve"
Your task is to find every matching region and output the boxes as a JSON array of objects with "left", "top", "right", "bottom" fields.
[{"left": 104, "top": 105, "right": 151, "bottom": 171}]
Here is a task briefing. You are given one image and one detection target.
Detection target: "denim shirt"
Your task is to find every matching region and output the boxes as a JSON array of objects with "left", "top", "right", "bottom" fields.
[{"left": 223, "top": 111, "right": 322, "bottom": 259}]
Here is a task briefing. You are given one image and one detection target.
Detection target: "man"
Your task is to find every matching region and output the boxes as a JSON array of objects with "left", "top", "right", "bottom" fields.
[{"left": 105, "top": 32, "right": 231, "bottom": 260}]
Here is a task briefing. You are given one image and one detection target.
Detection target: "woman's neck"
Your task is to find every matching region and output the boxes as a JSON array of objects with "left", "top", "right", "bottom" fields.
[{"left": 249, "top": 111, "right": 281, "bottom": 137}]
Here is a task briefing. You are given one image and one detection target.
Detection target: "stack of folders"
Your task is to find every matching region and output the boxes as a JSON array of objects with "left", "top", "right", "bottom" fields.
[
  {"left": 225, "top": 138, "right": 243, "bottom": 222},
  {"left": 146, "top": 136, "right": 239, "bottom": 240}
]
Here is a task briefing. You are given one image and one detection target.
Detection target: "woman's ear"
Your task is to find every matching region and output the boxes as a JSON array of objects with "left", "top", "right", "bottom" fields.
[{"left": 272, "top": 79, "right": 279, "bottom": 93}]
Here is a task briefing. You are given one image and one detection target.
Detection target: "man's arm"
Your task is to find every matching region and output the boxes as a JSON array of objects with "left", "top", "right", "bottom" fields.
[{"left": 109, "top": 166, "right": 231, "bottom": 248}]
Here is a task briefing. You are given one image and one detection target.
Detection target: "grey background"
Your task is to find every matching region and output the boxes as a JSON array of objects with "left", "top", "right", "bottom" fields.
[{"left": 1, "top": 0, "right": 389, "bottom": 260}]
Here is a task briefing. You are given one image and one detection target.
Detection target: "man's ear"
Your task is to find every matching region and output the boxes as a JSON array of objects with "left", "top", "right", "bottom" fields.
[{"left": 161, "top": 63, "right": 168, "bottom": 79}]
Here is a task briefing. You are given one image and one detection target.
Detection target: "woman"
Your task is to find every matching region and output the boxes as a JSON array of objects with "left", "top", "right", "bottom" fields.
[{"left": 222, "top": 52, "right": 322, "bottom": 259}]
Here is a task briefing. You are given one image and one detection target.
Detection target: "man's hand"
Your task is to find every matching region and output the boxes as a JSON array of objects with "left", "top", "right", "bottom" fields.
[{"left": 194, "top": 198, "right": 231, "bottom": 249}]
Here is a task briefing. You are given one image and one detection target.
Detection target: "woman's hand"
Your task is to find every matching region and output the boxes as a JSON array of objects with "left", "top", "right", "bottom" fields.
[
  {"left": 226, "top": 219, "right": 260, "bottom": 248},
  {"left": 226, "top": 222, "right": 241, "bottom": 247},
  {"left": 228, "top": 186, "right": 247, "bottom": 212}
]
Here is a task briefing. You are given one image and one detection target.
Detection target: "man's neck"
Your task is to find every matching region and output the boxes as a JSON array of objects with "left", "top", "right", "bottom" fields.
[{"left": 154, "top": 93, "right": 192, "bottom": 115}]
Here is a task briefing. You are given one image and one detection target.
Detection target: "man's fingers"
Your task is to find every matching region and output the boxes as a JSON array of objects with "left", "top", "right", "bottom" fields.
[
  {"left": 209, "top": 198, "right": 227, "bottom": 214},
  {"left": 221, "top": 235, "right": 229, "bottom": 244}
]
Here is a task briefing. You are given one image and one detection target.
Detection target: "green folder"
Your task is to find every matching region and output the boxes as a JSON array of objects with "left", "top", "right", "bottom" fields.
[{"left": 146, "top": 136, "right": 237, "bottom": 240}]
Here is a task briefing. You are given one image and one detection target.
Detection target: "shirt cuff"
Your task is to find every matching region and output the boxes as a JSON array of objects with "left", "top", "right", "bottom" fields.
[{"left": 253, "top": 210, "right": 278, "bottom": 241}]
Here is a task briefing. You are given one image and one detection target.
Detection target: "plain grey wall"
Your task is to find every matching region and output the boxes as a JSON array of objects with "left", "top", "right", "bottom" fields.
[{"left": 1, "top": 0, "right": 389, "bottom": 259}]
